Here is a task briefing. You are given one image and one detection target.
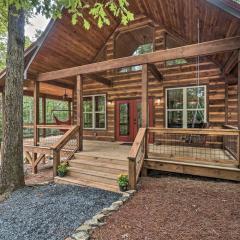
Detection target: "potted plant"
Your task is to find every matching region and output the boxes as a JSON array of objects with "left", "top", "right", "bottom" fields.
[
  {"left": 117, "top": 174, "right": 128, "bottom": 192},
  {"left": 57, "top": 161, "right": 69, "bottom": 177}
]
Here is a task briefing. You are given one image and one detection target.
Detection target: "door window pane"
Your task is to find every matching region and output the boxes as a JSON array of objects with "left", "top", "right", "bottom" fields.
[
  {"left": 167, "top": 89, "right": 183, "bottom": 109},
  {"left": 167, "top": 111, "right": 183, "bottom": 128},
  {"left": 187, "top": 87, "right": 205, "bottom": 109},
  {"left": 119, "top": 103, "right": 129, "bottom": 136},
  {"left": 137, "top": 103, "right": 142, "bottom": 129}
]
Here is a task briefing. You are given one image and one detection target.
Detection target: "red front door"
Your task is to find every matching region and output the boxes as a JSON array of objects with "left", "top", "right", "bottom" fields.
[{"left": 115, "top": 99, "right": 153, "bottom": 142}]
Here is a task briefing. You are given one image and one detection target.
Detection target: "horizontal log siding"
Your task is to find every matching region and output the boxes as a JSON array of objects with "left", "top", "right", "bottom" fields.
[{"left": 72, "top": 24, "right": 229, "bottom": 141}]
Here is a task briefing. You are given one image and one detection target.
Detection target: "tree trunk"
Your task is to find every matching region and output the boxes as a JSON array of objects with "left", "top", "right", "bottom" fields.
[{"left": 0, "top": 5, "right": 25, "bottom": 193}]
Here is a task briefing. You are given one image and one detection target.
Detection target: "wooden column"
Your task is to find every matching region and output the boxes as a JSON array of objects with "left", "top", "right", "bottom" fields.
[
  {"left": 76, "top": 75, "right": 83, "bottom": 151},
  {"left": 33, "top": 81, "right": 40, "bottom": 173},
  {"left": 142, "top": 64, "right": 149, "bottom": 170},
  {"left": 142, "top": 64, "right": 148, "bottom": 128},
  {"left": 42, "top": 97, "right": 46, "bottom": 138},
  {"left": 68, "top": 100, "right": 72, "bottom": 124}
]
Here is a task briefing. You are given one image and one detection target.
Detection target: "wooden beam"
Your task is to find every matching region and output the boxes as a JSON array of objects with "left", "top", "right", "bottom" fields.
[
  {"left": 76, "top": 75, "right": 83, "bottom": 151},
  {"left": 87, "top": 73, "right": 112, "bottom": 86},
  {"left": 148, "top": 63, "right": 163, "bottom": 81},
  {"left": 142, "top": 64, "right": 148, "bottom": 128},
  {"left": 223, "top": 51, "right": 238, "bottom": 74},
  {"left": 37, "top": 36, "right": 240, "bottom": 81}
]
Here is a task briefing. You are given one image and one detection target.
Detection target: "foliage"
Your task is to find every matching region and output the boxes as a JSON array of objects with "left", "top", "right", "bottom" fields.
[
  {"left": 0, "top": 0, "right": 134, "bottom": 30},
  {"left": 117, "top": 174, "right": 128, "bottom": 187},
  {"left": 57, "top": 161, "right": 69, "bottom": 177}
]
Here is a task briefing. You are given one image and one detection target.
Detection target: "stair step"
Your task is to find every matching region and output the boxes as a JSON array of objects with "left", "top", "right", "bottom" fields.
[
  {"left": 69, "top": 159, "right": 128, "bottom": 174},
  {"left": 67, "top": 167, "right": 119, "bottom": 185},
  {"left": 74, "top": 153, "right": 128, "bottom": 165},
  {"left": 55, "top": 176, "right": 120, "bottom": 193}
]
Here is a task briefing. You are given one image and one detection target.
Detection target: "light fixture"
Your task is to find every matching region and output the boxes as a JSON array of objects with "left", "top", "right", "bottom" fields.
[
  {"left": 155, "top": 98, "right": 161, "bottom": 106},
  {"left": 107, "top": 100, "right": 114, "bottom": 106},
  {"left": 63, "top": 89, "right": 69, "bottom": 100}
]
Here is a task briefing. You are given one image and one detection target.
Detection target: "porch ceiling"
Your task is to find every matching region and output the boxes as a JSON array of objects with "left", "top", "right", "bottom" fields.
[{"left": 0, "top": 0, "right": 239, "bottom": 97}]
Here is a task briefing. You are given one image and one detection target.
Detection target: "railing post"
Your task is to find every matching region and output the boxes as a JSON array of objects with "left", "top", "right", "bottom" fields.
[
  {"left": 53, "top": 149, "right": 60, "bottom": 177},
  {"left": 128, "top": 158, "right": 136, "bottom": 190}
]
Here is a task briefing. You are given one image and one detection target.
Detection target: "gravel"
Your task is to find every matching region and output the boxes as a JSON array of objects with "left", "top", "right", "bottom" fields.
[{"left": 0, "top": 184, "right": 121, "bottom": 240}]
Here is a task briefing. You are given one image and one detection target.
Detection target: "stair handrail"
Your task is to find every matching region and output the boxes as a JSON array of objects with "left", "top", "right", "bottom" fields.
[
  {"left": 51, "top": 125, "right": 80, "bottom": 176},
  {"left": 128, "top": 128, "right": 147, "bottom": 189}
]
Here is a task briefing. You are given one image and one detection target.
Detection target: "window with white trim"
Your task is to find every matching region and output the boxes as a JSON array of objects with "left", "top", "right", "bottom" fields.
[
  {"left": 166, "top": 86, "right": 206, "bottom": 128},
  {"left": 83, "top": 95, "right": 106, "bottom": 129}
]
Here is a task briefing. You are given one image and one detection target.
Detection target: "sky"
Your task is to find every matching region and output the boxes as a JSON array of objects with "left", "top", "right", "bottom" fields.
[{"left": 25, "top": 14, "right": 49, "bottom": 41}]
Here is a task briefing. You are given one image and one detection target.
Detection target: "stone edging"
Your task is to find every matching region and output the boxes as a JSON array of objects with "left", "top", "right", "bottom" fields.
[{"left": 67, "top": 190, "right": 136, "bottom": 240}]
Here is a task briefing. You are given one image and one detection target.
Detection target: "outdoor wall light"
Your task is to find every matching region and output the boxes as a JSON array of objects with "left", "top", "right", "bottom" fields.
[
  {"left": 155, "top": 98, "right": 161, "bottom": 106},
  {"left": 107, "top": 100, "right": 114, "bottom": 106}
]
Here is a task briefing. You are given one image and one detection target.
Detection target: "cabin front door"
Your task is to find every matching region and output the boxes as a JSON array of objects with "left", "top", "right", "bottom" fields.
[{"left": 115, "top": 99, "right": 153, "bottom": 142}]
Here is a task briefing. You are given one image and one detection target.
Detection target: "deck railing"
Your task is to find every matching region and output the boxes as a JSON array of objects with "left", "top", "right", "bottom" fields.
[
  {"left": 148, "top": 128, "right": 240, "bottom": 166},
  {"left": 128, "top": 128, "right": 147, "bottom": 189},
  {"left": 23, "top": 124, "right": 80, "bottom": 175},
  {"left": 128, "top": 127, "right": 240, "bottom": 189}
]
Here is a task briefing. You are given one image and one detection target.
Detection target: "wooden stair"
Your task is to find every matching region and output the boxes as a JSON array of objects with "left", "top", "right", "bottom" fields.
[{"left": 55, "top": 153, "right": 128, "bottom": 192}]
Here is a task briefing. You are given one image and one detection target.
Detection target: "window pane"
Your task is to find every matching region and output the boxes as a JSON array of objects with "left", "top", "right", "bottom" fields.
[
  {"left": 83, "top": 97, "right": 92, "bottom": 112},
  {"left": 95, "top": 113, "right": 105, "bottom": 129},
  {"left": 167, "top": 111, "right": 183, "bottom": 128},
  {"left": 187, "top": 110, "right": 205, "bottom": 128},
  {"left": 187, "top": 87, "right": 205, "bottom": 109},
  {"left": 84, "top": 113, "right": 93, "bottom": 128},
  {"left": 167, "top": 89, "right": 183, "bottom": 109},
  {"left": 95, "top": 96, "right": 105, "bottom": 112},
  {"left": 119, "top": 103, "right": 129, "bottom": 136}
]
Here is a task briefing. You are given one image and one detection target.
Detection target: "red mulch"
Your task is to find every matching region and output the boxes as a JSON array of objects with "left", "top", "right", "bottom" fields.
[
  {"left": 24, "top": 162, "right": 53, "bottom": 185},
  {"left": 91, "top": 175, "right": 240, "bottom": 240}
]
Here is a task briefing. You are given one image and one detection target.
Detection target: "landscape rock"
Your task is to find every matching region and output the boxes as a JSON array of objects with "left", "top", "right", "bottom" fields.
[{"left": 72, "top": 231, "right": 89, "bottom": 240}]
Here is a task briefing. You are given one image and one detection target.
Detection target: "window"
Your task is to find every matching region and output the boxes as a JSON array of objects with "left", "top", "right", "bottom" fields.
[
  {"left": 83, "top": 95, "right": 106, "bottom": 129},
  {"left": 166, "top": 86, "right": 206, "bottom": 128},
  {"left": 120, "top": 43, "right": 153, "bottom": 73}
]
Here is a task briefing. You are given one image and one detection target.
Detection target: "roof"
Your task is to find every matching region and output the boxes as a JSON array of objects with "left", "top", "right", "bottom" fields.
[{"left": 0, "top": 0, "right": 239, "bottom": 97}]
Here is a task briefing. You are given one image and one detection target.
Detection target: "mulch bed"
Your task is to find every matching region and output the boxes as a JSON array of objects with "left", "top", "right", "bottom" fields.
[{"left": 91, "top": 174, "right": 240, "bottom": 240}]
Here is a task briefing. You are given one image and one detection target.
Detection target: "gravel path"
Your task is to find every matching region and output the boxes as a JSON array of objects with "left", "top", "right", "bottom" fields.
[{"left": 0, "top": 184, "right": 121, "bottom": 240}]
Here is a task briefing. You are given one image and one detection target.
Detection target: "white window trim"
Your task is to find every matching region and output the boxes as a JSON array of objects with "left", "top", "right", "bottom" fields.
[
  {"left": 165, "top": 86, "right": 207, "bottom": 128},
  {"left": 83, "top": 94, "right": 107, "bottom": 130}
]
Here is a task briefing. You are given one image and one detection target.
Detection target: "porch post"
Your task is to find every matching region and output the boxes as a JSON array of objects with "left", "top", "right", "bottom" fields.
[
  {"left": 76, "top": 75, "right": 83, "bottom": 151},
  {"left": 42, "top": 97, "right": 46, "bottom": 138},
  {"left": 142, "top": 64, "right": 148, "bottom": 128},
  {"left": 68, "top": 100, "right": 72, "bottom": 124},
  {"left": 33, "top": 81, "right": 40, "bottom": 173},
  {"left": 142, "top": 64, "right": 148, "bottom": 176}
]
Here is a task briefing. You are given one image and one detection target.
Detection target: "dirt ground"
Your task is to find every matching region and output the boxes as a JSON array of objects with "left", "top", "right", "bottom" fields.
[
  {"left": 91, "top": 174, "right": 240, "bottom": 240},
  {"left": 24, "top": 162, "right": 53, "bottom": 185}
]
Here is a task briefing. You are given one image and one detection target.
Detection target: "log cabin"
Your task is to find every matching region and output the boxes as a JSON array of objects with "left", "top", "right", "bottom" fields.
[{"left": 0, "top": 0, "right": 240, "bottom": 192}]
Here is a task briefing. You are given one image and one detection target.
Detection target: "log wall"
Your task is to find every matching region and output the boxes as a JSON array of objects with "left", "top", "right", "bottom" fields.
[{"left": 72, "top": 18, "right": 231, "bottom": 141}]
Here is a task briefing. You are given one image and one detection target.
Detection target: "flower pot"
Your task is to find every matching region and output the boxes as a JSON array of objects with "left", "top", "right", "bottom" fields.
[
  {"left": 119, "top": 185, "right": 128, "bottom": 192},
  {"left": 58, "top": 171, "right": 66, "bottom": 178}
]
